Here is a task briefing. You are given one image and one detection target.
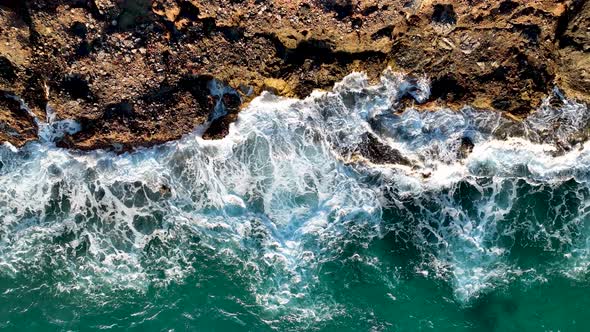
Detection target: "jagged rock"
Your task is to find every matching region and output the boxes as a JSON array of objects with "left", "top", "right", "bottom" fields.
[
  {"left": 359, "top": 132, "right": 411, "bottom": 166},
  {"left": 0, "top": 0, "right": 587, "bottom": 150},
  {"left": 556, "top": 0, "right": 590, "bottom": 104},
  {"left": 0, "top": 4, "right": 31, "bottom": 92},
  {"left": 93, "top": 0, "right": 119, "bottom": 16}
]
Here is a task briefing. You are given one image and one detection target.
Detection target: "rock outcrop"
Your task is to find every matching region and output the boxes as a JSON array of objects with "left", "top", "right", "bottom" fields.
[{"left": 0, "top": 0, "right": 588, "bottom": 150}]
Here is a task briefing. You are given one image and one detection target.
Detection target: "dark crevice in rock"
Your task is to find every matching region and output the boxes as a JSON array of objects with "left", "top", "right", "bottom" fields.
[
  {"left": 514, "top": 6, "right": 537, "bottom": 18},
  {"left": 70, "top": 21, "right": 88, "bottom": 38},
  {"left": 178, "top": 1, "right": 201, "bottom": 21},
  {"left": 21, "top": 74, "right": 48, "bottom": 114},
  {"left": 117, "top": 0, "right": 152, "bottom": 31},
  {"left": 2, "top": 0, "right": 32, "bottom": 25},
  {"left": 282, "top": 39, "right": 387, "bottom": 65},
  {"left": 479, "top": 66, "right": 510, "bottom": 83},
  {"left": 351, "top": 17, "right": 363, "bottom": 30},
  {"left": 177, "top": 74, "right": 216, "bottom": 110},
  {"left": 514, "top": 24, "right": 541, "bottom": 45},
  {"left": 283, "top": 39, "right": 335, "bottom": 64},
  {"left": 203, "top": 89, "right": 242, "bottom": 140},
  {"left": 75, "top": 40, "right": 92, "bottom": 57},
  {"left": 497, "top": 0, "right": 519, "bottom": 15},
  {"left": 371, "top": 26, "right": 393, "bottom": 40},
  {"left": 61, "top": 74, "right": 92, "bottom": 101},
  {"left": 516, "top": 52, "right": 551, "bottom": 90},
  {"left": 202, "top": 113, "right": 238, "bottom": 140},
  {"left": 0, "top": 57, "right": 17, "bottom": 83},
  {"left": 103, "top": 101, "right": 135, "bottom": 119},
  {"left": 432, "top": 4, "right": 457, "bottom": 25},
  {"left": 201, "top": 17, "right": 217, "bottom": 35},
  {"left": 220, "top": 26, "right": 245, "bottom": 42},
  {"left": 362, "top": 5, "right": 378, "bottom": 16},
  {"left": 319, "top": 0, "right": 355, "bottom": 20},
  {"left": 431, "top": 75, "right": 468, "bottom": 102},
  {"left": 491, "top": 97, "right": 512, "bottom": 111},
  {"left": 3, "top": 0, "right": 38, "bottom": 46},
  {"left": 86, "top": 0, "right": 106, "bottom": 21},
  {"left": 0, "top": 92, "right": 26, "bottom": 117}
]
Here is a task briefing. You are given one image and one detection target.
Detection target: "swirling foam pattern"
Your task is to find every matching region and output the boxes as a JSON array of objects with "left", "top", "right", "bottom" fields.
[{"left": 1, "top": 71, "right": 590, "bottom": 331}]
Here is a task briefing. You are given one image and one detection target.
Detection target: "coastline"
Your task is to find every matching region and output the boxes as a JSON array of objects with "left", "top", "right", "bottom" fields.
[{"left": 0, "top": 0, "right": 588, "bottom": 150}]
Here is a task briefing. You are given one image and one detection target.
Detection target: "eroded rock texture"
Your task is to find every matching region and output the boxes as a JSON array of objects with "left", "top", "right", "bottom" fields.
[{"left": 0, "top": 0, "right": 588, "bottom": 150}]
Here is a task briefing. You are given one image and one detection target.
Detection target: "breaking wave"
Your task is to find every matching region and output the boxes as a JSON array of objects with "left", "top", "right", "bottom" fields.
[{"left": 1, "top": 70, "right": 590, "bottom": 329}]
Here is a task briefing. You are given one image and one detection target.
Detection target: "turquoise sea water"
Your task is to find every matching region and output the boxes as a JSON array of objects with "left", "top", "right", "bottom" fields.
[{"left": 1, "top": 72, "right": 590, "bottom": 331}]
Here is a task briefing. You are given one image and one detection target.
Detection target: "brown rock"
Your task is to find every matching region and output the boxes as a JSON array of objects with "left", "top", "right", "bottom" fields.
[
  {"left": 556, "top": 0, "right": 590, "bottom": 104},
  {"left": 0, "top": 0, "right": 587, "bottom": 150}
]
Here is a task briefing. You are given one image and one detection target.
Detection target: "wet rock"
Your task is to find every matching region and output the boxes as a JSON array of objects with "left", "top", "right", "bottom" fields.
[
  {"left": 458, "top": 136, "right": 475, "bottom": 159},
  {"left": 359, "top": 132, "right": 411, "bottom": 166},
  {"left": 222, "top": 93, "right": 241, "bottom": 112},
  {"left": 202, "top": 114, "right": 238, "bottom": 140},
  {"left": 0, "top": 93, "right": 37, "bottom": 147},
  {"left": 203, "top": 92, "right": 241, "bottom": 140}
]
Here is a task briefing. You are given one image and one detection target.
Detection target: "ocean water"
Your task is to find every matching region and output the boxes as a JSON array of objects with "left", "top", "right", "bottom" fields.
[{"left": 1, "top": 71, "right": 590, "bottom": 331}]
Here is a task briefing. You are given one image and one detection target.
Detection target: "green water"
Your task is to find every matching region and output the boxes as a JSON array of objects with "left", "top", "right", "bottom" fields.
[
  {"left": 2, "top": 177, "right": 590, "bottom": 331},
  {"left": 2, "top": 233, "right": 590, "bottom": 331}
]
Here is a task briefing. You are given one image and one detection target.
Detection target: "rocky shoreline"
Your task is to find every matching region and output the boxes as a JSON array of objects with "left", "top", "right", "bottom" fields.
[{"left": 0, "top": 0, "right": 588, "bottom": 150}]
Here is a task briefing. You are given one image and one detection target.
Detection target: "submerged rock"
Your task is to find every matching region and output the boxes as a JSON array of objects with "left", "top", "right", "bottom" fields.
[
  {"left": 0, "top": 0, "right": 588, "bottom": 150},
  {"left": 458, "top": 136, "right": 475, "bottom": 159}
]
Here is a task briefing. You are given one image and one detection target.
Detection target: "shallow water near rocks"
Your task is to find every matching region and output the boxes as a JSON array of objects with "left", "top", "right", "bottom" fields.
[{"left": 1, "top": 71, "right": 590, "bottom": 331}]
